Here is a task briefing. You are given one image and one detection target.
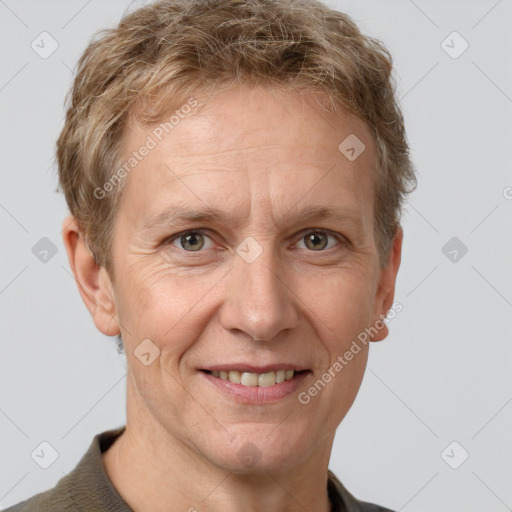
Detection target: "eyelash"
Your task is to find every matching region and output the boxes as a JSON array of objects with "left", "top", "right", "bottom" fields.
[{"left": 165, "top": 229, "right": 346, "bottom": 253}]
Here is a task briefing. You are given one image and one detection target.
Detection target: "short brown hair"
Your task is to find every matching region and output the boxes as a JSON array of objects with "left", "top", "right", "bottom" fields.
[{"left": 57, "top": 0, "right": 416, "bottom": 275}]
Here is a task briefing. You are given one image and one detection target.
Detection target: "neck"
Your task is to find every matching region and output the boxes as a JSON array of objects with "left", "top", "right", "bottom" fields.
[{"left": 102, "top": 379, "right": 334, "bottom": 512}]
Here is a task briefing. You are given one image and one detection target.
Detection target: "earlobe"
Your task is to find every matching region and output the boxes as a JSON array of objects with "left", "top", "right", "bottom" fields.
[
  {"left": 61, "top": 215, "right": 120, "bottom": 337},
  {"left": 370, "top": 227, "right": 403, "bottom": 342}
]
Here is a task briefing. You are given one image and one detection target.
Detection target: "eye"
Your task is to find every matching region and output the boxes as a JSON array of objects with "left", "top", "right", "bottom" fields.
[
  {"left": 165, "top": 228, "right": 345, "bottom": 254},
  {"left": 169, "top": 230, "right": 214, "bottom": 252},
  {"left": 297, "top": 230, "right": 342, "bottom": 251}
]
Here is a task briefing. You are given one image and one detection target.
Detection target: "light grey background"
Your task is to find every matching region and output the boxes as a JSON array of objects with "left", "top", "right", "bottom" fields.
[{"left": 1, "top": 0, "right": 511, "bottom": 510}]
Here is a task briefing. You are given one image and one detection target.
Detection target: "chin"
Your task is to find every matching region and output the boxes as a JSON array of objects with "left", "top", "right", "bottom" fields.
[
  {"left": 202, "top": 427, "right": 309, "bottom": 473},
  {"left": 216, "top": 450, "right": 297, "bottom": 475}
]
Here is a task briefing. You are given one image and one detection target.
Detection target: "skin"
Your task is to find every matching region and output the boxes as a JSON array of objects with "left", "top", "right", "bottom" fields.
[{"left": 62, "top": 84, "right": 402, "bottom": 512}]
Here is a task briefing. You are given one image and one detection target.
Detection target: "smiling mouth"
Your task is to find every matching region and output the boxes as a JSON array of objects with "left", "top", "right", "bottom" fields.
[{"left": 201, "top": 369, "right": 309, "bottom": 387}]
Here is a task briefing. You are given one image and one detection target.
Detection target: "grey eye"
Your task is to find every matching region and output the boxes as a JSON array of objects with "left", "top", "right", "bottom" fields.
[
  {"left": 178, "top": 232, "right": 206, "bottom": 251},
  {"left": 303, "top": 232, "right": 329, "bottom": 251}
]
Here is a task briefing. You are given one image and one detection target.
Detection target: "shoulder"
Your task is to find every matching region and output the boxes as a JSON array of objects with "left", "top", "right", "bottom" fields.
[
  {"left": 328, "top": 470, "right": 396, "bottom": 512},
  {"left": 3, "top": 427, "right": 127, "bottom": 512},
  {"left": 355, "top": 502, "right": 396, "bottom": 512},
  {"left": 2, "top": 486, "right": 68, "bottom": 512},
  {"left": 344, "top": 496, "right": 396, "bottom": 512}
]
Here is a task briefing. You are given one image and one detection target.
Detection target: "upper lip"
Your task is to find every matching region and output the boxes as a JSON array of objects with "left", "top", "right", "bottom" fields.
[{"left": 202, "top": 364, "right": 309, "bottom": 373}]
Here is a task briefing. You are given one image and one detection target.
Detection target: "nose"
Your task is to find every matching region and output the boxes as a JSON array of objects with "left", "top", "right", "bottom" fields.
[{"left": 220, "top": 245, "right": 299, "bottom": 341}]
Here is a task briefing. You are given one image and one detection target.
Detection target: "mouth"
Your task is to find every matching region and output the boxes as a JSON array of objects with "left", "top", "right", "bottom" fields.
[
  {"left": 201, "top": 369, "right": 309, "bottom": 387},
  {"left": 199, "top": 368, "right": 311, "bottom": 404}
]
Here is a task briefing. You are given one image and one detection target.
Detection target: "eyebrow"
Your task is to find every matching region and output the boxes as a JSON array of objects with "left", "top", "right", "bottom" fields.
[{"left": 141, "top": 203, "right": 362, "bottom": 231}]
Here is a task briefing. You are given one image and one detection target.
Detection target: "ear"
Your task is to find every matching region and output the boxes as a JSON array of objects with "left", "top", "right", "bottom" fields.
[
  {"left": 61, "top": 215, "right": 120, "bottom": 336},
  {"left": 370, "top": 227, "right": 403, "bottom": 342}
]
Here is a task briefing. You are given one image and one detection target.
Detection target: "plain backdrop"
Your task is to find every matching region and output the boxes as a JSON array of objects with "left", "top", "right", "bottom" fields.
[{"left": 0, "top": 1, "right": 511, "bottom": 510}]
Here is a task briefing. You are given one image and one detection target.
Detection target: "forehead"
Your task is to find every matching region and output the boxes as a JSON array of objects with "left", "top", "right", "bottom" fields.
[{"left": 118, "top": 85, "right": 377, "bottom": 228}]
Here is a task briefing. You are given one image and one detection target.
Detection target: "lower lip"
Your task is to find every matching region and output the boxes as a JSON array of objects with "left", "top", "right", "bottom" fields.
[{"left": 199, "top": 370, "right": 311, "bottom": 404}]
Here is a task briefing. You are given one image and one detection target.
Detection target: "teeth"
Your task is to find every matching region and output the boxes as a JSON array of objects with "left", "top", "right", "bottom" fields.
[
  {"left": 258, "top": 372, "right": 275, "bottom": 387},
  {"left": 228, "top": 370, "right": 241, "bottom": 384},
  {"left": 241, "top": 372, "right": 259, "bottom": 386},
  {"left": 275, "top": 370, "right": 285, "bottom": 383},
  {"left": 210, "top": 370, "right": 297, "bottom": 386}
]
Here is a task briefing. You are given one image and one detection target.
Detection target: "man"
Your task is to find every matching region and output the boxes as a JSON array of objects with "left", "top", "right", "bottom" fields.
[{"left": 5, "top": 0, "right": 416, "bottom": 510}]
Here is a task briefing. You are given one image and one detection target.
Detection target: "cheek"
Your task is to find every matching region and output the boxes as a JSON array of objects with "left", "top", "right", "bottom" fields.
[
  {"left": 296, "top": 267, "right": 376, "bottom": 351},
  {"left": 114, "top": 270, "right": 213, "bottom": 410},
  {"left": 115, "top": 266, "right": 226, "bottom": 356}
]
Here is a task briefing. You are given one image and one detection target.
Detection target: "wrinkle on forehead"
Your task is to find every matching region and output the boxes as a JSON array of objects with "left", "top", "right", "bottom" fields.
[{"left": 117, "top": 84, "right": 377, "bottom": 241}]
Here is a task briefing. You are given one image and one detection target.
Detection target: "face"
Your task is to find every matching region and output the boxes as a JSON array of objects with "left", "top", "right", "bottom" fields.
[{"left": 76, "top": 85, "right": 401, "bottom": 473}]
